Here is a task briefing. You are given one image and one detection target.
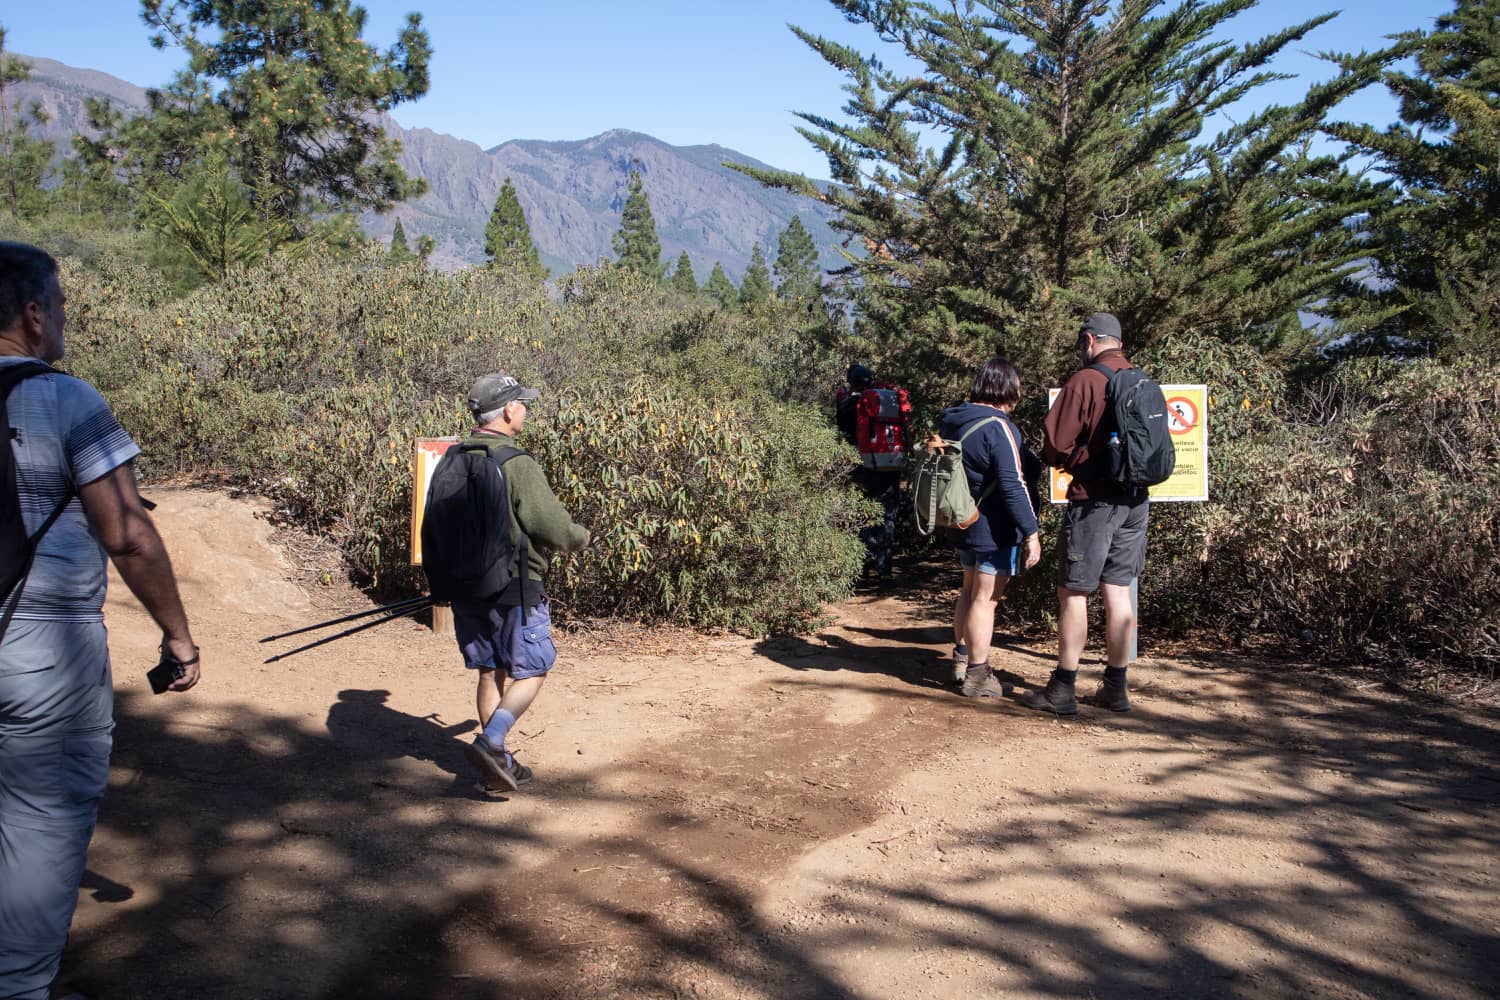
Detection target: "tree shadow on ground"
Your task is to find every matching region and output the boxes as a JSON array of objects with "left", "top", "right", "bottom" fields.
[
  {"left": 57, "top": 652, "right": 1500, "bottom": 1000},
  {"left": 758, "top": 656, "right": 1500, "bottom": 999}
]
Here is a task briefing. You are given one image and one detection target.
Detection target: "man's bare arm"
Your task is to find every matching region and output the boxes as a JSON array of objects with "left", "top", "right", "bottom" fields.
[{"left": 78, "top": 462, "right": 200, "bottom": 690}]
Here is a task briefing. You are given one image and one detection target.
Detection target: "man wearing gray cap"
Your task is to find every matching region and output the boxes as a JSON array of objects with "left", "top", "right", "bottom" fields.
[
  {"left": 452, "top": 371, "right": 589, "bottom": 792},
  {"left": 1022, "top": 312, "right": 1147, "bottom": 716}
]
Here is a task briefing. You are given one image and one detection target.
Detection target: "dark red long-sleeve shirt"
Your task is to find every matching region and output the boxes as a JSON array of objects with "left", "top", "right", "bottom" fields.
[{"left": 1043, "top": 348, "right": 1133, "bottom": 501}]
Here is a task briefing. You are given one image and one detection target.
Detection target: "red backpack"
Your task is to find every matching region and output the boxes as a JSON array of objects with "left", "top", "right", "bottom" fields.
[{"left": 855, "top": 386, "right": 911, "bottom": 470}]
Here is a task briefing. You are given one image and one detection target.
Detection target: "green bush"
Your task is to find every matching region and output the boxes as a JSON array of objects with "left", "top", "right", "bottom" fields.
[{"left": 55, "top": 247, "right": 862, "bottom": 634}]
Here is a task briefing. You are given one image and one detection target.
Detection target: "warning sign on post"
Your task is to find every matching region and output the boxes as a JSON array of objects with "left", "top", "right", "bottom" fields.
[
  {"left": 410, "top": 437, "right": 459, "bottom": 565},
  {"left": 1047, "top": 384, "right": 1208, "bottom": 503}
]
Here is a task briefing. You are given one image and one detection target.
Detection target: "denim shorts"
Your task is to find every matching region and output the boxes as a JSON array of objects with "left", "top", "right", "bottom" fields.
[
  {"left": 957, "top": 545, "right": 1022, "bottom": 578},
  {"left": 453, "top": 599, "right": 557, "bottom": 679}
]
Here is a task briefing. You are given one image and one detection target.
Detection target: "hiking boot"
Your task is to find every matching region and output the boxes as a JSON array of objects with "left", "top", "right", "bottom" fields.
[
  {"left": 950, "top": 645, "right": 968, "bottom": 686},
  {"left": 961, "top": 663, "right": 1011, "bottom": 699},
  {"left": 1018, "top": 676, "right": 1078, "bottom": 715},
  {"left": 1092, "top": 679, "right": 1131, "bottom": 712},
  {"left": 465, "top": 735, "right": 533, "bottom": 792}
]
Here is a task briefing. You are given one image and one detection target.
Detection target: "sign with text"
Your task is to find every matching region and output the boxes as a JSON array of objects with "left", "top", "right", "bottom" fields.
[
  {"left": 410, "top": 437, "right": 459, "bottom": 565},
  {"left": 1046, "top": 384, "right": 1209, "bottom": 503}
]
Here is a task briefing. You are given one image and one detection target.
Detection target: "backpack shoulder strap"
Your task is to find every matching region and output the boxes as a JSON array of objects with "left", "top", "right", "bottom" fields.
[
  {"left": 0, "top": 361, "right": 56, "bottom": 396},
  {"left": 955, "top": 415, "right": 1001, "bottom": 445},
  {"left": 1086, "top": 362, "right": 1123, "bottom": 381},
  {"left": 955, "top": 416, "right": 1003, "bottom": 501}
]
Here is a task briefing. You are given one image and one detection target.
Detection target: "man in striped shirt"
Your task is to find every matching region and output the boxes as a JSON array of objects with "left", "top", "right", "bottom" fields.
[{"left": 0, "top": 242, "right": 201, "bottom": 999}]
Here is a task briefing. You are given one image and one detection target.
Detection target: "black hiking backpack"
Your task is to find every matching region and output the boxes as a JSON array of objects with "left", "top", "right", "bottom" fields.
[
  {"left": 2, "top": 362, "right": 73, "bottom": 642},
  {"left": 1088, "top": 362, "right": 1177, "bottom": 489},
  {"left": 420, "top": 442, "right": 530, "bottom": 604}
]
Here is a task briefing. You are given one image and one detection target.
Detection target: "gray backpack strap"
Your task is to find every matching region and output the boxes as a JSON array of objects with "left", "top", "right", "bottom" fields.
[{"left": 956, "top": 416, "right": 1002, "bottom": 502}]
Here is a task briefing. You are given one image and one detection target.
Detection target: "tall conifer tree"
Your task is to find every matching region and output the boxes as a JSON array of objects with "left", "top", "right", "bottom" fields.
[
  {"left": 705, "top": 262, "right": 738, "bottom": 309},
  {"left": 738, "top": 242, "right": 773, "bottom": 307},
  {"left": 670, "top": 251, "right": 698, "bottom": 294},
  {"left": 774, "top": 215, "right": 821, "bottom": 302},
  {"left": 612, "top": 167, "right": 663, "bottom": 278},
  {"left": 738, "top": 0, "right": 1388, "bottom": 392},
  {"left": 485, "top": 177, "right": 546, "bottom": 281},
  {"left": 0, "top": 30, "right": 52, "bottom": 220},
  {"left": 1328, "top": 0, "right": 1500, "bottom": 355},
  {"left": 389, "top": 218, "right": 410, "bottom": 260},
  {"left": 100, "top": 0, "right": 431, "bottom": 236}
]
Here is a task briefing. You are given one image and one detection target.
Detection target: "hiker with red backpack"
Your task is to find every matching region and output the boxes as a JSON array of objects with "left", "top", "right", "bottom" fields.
[
  {"left": 835, "top": 364, "right": 909, "bottom": 584},
  {"left": 933, "top": 358, "right": 1042, "bottom": 699},
  {"left": 423, "top": 372, "right": 590, "bottom": 793},
  {"left": 1021, "top": 312, "right": 1175, "bottom": 716}
]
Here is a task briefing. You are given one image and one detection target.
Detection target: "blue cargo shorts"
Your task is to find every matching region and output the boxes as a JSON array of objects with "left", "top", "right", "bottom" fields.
[
  {"left": 453, "top": 599, "right": 557, "bottom": 679},
  {"left": 0, "top": 619, "right": 114, "bottom": 1000}
]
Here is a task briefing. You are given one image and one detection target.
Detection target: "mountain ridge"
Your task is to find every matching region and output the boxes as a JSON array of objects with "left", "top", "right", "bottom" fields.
[{"left": 10, "top": 53, "right": 845, "bottom": 278}]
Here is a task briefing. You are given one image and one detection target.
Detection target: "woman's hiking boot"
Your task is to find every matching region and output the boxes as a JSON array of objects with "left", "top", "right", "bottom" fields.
[
  {"left": 1092, "top": 678, "right": 1131, "bottom": 712},
  {"left": 1018, "top": 673, "right": 1078, "bottom": 715},
  {"left": 961, "top": 663, "right": 1010, "bottom": 699},
  {"left": 951, "top": 644, "right": 968, "bottom": 686}
]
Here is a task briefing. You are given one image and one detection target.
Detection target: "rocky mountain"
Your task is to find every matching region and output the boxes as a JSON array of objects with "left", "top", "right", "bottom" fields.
[{"left": 11, "top": 54, "right": 846, "bottom": 278}]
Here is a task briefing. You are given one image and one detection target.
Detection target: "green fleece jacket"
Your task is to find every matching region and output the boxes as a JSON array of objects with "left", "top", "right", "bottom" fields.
[{"left": 462, "top": 431, "right": 587, "bottom": 592}]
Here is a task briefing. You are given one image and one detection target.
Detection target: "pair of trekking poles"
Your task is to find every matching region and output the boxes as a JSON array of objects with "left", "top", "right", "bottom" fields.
[{"left": 259, "top": 595, "right": 434, "bottom": 662}]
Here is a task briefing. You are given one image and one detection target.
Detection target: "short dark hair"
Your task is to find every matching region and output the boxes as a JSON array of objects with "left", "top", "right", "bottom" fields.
[
  {"left": 970, "top": 356, "right": 1021, "bottom": 407},
  {"left": 0, "top": 242, "right": 58, "bottom": 332}
]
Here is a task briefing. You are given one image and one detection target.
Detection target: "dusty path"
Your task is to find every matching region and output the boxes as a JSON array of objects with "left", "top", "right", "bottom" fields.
[{"left": 57, "top": 490, "right": 1500, "bottom": 999}]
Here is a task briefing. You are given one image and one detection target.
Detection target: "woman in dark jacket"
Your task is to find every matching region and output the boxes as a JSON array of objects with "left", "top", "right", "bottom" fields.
[{"left": 937, "top": 357, "right": 1042, "bottom": 698}]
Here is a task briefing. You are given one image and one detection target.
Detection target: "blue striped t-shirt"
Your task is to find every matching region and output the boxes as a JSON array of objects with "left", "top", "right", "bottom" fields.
[{"left": 3, "top": 356, "right": 141, "bottom": 622}]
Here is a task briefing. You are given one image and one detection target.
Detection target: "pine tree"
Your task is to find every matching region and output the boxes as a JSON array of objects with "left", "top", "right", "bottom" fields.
[
  {"left": 485, "top": 177, "right": 546, "bottom": 281},
  {"left": 0, "top": 29, "right": 53, "bottom": 220},
  {"left": 737, "top": 1, "right": 1389, "bottom": 392},
  {"left": 611, "top": 167, "right": 662, "bottom": 278},
  {"left": 103, "top": 0, "right": 432, "bottom": 236},
  {"left": 704, "top": 262, "right": 738, "bottom": 309},
  {"left": 1328, "top": 0, "right": 1500, "bottom": 355},
  {"left": 143, "top": 151, "right": 292, "bottom": 289},
  {"left": 774, "top": 215, "right": 821, "bottom": 302},
  {"left": 669, "top": 251, "right": 698, "bottom": 294},
  {"left": 738, "top": 242, "right": 773, "bottom": 308},
  {"left": 389, "top": 218, "right": 410, "bottom": 260}
]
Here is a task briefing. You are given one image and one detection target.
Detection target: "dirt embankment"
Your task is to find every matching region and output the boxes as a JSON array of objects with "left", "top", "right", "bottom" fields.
[{"left": 57, "top": 489, "right": 1500, "bottom": 999}]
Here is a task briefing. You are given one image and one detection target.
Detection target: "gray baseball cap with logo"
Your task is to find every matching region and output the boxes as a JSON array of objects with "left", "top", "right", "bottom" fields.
[{"left": 467, "top": 371, "right": 539, "bottom": 417}]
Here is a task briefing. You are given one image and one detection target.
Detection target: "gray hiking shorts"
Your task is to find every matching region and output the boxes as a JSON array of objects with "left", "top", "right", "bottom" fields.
[{"left": 1056, "top": 496, "right": 1150, "bottom": 593}]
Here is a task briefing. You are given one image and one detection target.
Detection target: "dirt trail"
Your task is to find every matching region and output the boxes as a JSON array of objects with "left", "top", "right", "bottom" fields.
[{"left": 58, "top": 489, "right": 1500, "bottom": 999}]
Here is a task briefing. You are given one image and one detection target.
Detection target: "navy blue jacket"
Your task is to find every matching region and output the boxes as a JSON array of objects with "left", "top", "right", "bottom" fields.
[{"left": 938, "top": 402, "right": 1041, "bottom": 550}]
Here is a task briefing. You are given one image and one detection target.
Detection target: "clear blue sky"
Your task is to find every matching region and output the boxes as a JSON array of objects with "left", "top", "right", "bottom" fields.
[{"left": 4, "top": 1, "right": 1453, "bottom": 179}]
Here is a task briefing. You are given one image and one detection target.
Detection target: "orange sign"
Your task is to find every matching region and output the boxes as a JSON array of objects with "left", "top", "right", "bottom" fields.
[{"left": 410, "top": 437, "right": 459, "bottom": 565}]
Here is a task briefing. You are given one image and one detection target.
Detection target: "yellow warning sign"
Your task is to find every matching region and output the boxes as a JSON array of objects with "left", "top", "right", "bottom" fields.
[{"left": 1047, "top": 385, "right": 1208, "bottom": 503}]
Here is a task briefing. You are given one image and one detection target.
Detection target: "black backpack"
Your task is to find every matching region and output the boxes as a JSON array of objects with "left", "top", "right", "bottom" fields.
[
  {"left": 1089, "top": 362, "right": 1177, "bottom": 489},
  {"left": 2, "top": 362, "right": 73, "bottom": 642},
  {"left": 420, "top": 442, "right": 530, "bottom": 604}
]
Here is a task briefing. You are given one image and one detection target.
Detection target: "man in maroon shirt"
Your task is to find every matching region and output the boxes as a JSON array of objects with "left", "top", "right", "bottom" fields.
[{"left": 1021, "top": 312, "right": 1145, "bottom": 715}]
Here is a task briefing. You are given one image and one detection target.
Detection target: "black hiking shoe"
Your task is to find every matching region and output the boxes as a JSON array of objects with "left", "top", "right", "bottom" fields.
[
  {"left": 465, "top": 735, "right": 533, "bottom": 792},
  {"left": 1018, "top": 676, "right": 1078, "bottom": 715},
  {"left": 961, "top": 663, "right": 1010, "bottom": 699},
  {"left": 1092, "top": 680, "right": 1132, "bottom": 712}
]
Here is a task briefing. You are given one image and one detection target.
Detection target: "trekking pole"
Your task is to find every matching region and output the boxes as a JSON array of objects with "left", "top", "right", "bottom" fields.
[
  {"left": 259, "top": 595, "right": 433, "bottom": 644},
  {"left": 263, "top": 598, "right": 435, "bottom": 663}
]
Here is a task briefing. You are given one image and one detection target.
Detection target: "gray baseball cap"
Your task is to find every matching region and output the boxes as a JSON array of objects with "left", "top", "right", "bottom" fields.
[
  {"left": 1079, "top": 312, "right": 1122, "bottom": 342},
  {"left": 467, "top": 372, "right": 539, "bottom": 416}
]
